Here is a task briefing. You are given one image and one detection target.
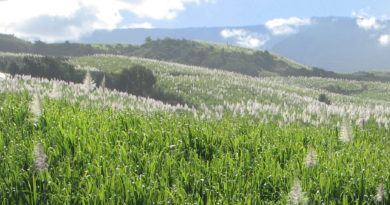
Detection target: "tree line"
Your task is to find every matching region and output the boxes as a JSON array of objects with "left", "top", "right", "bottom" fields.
[{"left": 0, "top": 56, "right": 187, "bottom": 106}]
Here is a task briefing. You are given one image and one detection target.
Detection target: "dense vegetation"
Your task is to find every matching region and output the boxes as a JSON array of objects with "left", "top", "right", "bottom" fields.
[
  {"left": 318, "top": 94, "right": 331, "bottom": 105},
  {"left": 0, "top": 55, "right": 83, "bottom": 82},
  {"left": 1, "top": 92, "right": 389, "bottom": 204},
  {"left": 0, "top": 55, "right": 186, "bottom": 106},
  {"left": 1, "top": 54, "right": 390, "bottom": 203},
  {"left": 0, "top": 34, "right": 132, "bottom": 56}
]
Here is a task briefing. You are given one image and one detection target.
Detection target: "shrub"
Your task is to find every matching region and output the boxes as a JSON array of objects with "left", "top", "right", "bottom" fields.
[{"left": 318, "top": 93, "right": 331, "bottom": 105}]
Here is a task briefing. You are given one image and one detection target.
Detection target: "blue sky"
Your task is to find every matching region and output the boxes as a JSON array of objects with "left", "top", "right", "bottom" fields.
[
  {"left": 0, "top": 0, "right": 389, "bottom": 42},
  {"left": 129, "top": 0, "right": 390, "bottom": 28}
]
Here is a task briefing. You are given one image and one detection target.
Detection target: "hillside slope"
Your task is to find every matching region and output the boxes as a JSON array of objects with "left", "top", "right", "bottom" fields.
[
  {"left": 0, "top": 34, "right": 32, "bottom": 53},
  {"left": 2, "top": 54, "right": 390, "bottom": 203},
  {"left": 1, "top": 34, "right": 390, "bottom": 81},
  {"left": 0, "top": 34, "right": 317, "bottom": 77},
  {"left": 130, "top": 38, "right": 315, "bottom": 77},
  {"left": 70, "top": 55, "right": 390, "bottom": 105}
]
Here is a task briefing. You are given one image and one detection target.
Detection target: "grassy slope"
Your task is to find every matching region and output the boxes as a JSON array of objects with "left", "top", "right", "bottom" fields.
[
  {"left": 1, "top": 91, "right": 389, "bottom": 204},
  {"left": 2, "top": 54, "right": 390, "bottom": 203},
  {"left": 0, "top": 34, "right": 32, "bottom": 53},
  {"left": 196, "top": 41, "right": 312, "bottom": 70},
  {"left": 131, "top": 38, "right": 315, "bottom": 77},
  {"left": 69, "top": 55, "right": 390, "bottom": 106},
  {"left": 0, "top": 34, "right": 32, "bottom": 46},
  {"left": 0, "top": 34, "right": 327, "bottom": 77}
]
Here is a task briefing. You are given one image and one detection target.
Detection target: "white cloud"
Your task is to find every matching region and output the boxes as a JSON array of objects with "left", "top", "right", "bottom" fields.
[
  {"left": 204, "top": 0, "right": 217, "bottom": 3},
  {"left": 356, "top": 17, "right": 383, "bottom": 30},
  {"left": 220, "top": 29, "right": 268, "bottom": 48},
  {"left": 121, "top": 0, "right": 200, "bottom": 20},
  {"left": 351, "top": 9, "right": 369, "bottom": 19},
  {"left": 265, "top": 17, "right": 311, "bottom": 35},
  {"left": 0, "top": 0, "right": 211, "bottom": 42},
  {"left": 221, "top": 29, "right": 246, "bottom": 38},
  {"left": 0, "top": 0, "right": 123, "bottom": 42},
  {"left": 378, "top": 34, "right": 390, "bottom": 46},
  {"left": 352, "top": 9, "right": 385, "bottom": 30},
  {"left": 236, "top": 35, "right": 264, "bottom": 48},
  {"left": 122, "top": 22, "right": 154, "bottom": 29}
]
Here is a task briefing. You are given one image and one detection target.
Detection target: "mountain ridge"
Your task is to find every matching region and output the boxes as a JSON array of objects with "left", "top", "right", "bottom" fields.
[{"left": 77, "top": 16, "right": 390, "bottom": 72}]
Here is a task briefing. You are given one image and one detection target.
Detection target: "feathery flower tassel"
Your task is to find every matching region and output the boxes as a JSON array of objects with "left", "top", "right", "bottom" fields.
[
  {"left": 33, "top": 143, "right": 48, "bottom": 172},
  {"left": 288, "top": 178, "right": 308, "bottom": 205},
  {"left": 339, "top": 119, "right": 353, "bottom": 143},
  {"left": 82, "top": 71, "right": 96, "bottom": 91},
  {"left": 304, "top": 147, "right": 318, "bottom": 168},
  {"left": 375, "top": 184, "right": 386, "bottom": 203},
  {"left": 49, "top": 82, "right": 62, "bottom": 99},
  {"left": 30, "top": 94, "right": 42, "bottom": 122},
  {"left": 100, "top": 75, "right": 106, "bottom": 91}
]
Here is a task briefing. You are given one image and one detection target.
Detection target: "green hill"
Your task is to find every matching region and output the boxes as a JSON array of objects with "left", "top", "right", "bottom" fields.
[
  {"left": 1, "top": 34, "right": 390, "bottom": 82},
  {"left": 69, "top": 55, "right": 390, "bottom": 105},
  {"left": 0, "top": 35, "right": 314, "bottom": 77},
  {"left": 0, "top": 34, "right": 32, "bottom": 53},
  {"left": 130, "top": 38, "right": 315, "bottom": 77}
]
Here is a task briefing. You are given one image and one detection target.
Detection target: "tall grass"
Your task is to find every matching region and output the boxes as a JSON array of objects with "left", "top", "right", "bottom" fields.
[{"left": 1, "top": 91, "right": 389, "bottom": 204}]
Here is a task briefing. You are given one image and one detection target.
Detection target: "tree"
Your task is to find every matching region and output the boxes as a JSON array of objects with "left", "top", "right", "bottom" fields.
[
  {"left": 6, "top": 62, "right": 19, "bottom": 76},
  {"left": 34, "top": 40, "right": 47, "bottom": 55},
  {"left": 115, "top": 65, "right": 156, "bottom": 96},
  {"left": 145, "top": 36, "right": 152, "bottom": 44},
  {"left": 318, "top": 94, "right": 331, "bottom": 105},
  {"left": 22, "top": 57, "right": 40, "bottom": 76},
  {"left": 129, "top": 65, "right": 156, "bottom": 95}
]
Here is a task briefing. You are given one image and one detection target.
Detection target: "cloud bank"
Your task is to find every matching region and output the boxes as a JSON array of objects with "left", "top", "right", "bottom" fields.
[
  {"left": 265, "top": 17, "right": 311, "bottom": 35},
  {"left": 220, "top": 29, "right": 268, "bottom": 48},
  {"left": 0, "top": 0, "right": 210, "bottom": 42}
]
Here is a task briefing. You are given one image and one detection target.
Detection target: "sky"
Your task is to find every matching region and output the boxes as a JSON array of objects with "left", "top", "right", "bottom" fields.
[{"left": 0, "top": 0, "right": 389, "bottom": 42}]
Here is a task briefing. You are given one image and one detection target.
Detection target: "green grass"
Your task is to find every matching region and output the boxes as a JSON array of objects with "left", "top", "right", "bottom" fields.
[
  {"left": 1, "top": 54, "right": 390, "bottom": 204},
  {"left": 272, "top": 54, "right": 312, "bottom": 71},
  {"left": 70, "top": 55, "right": 141, "bottom": 73},
  {"left": 1, "top": 90, "right": 389, "bottom": 204},
  {"left": 196, "top": 40, "right": 311, "bottom": 71},
  {"left": 89, "top": 43, "right": 138, "bottom": 51},
  {"left": 69, "top": 55, "right": 390, "bottom": 106},
  {"left": 196, "top": 40, "right": 258, "bottom": 54}
]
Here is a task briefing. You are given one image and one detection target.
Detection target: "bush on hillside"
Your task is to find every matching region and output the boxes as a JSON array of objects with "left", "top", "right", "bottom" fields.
[{"left": 318, "top": 93, "right": 331, "bottom": 105}]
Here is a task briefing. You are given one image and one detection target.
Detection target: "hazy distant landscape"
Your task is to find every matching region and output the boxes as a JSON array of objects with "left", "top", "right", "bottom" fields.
[
  {"left": 1, "top": 0, "right": 390, "bottom": 204},
  {"left": 79, "top": 17, "right": 390, "bottom": 72}
]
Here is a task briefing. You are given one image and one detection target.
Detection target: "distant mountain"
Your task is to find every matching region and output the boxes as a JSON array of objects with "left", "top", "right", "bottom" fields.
[
  {"left": 79, "top": 17, "right": 390, "bottom": 72},
  {"left": 79, "top": 25, "right": 287, "bottom": 50},
  {"left": 270, "top": 17, "right": 390, "bottom": 72},
  {"left": 81, "top": 26, "right": 257, "bottom": 44}
]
